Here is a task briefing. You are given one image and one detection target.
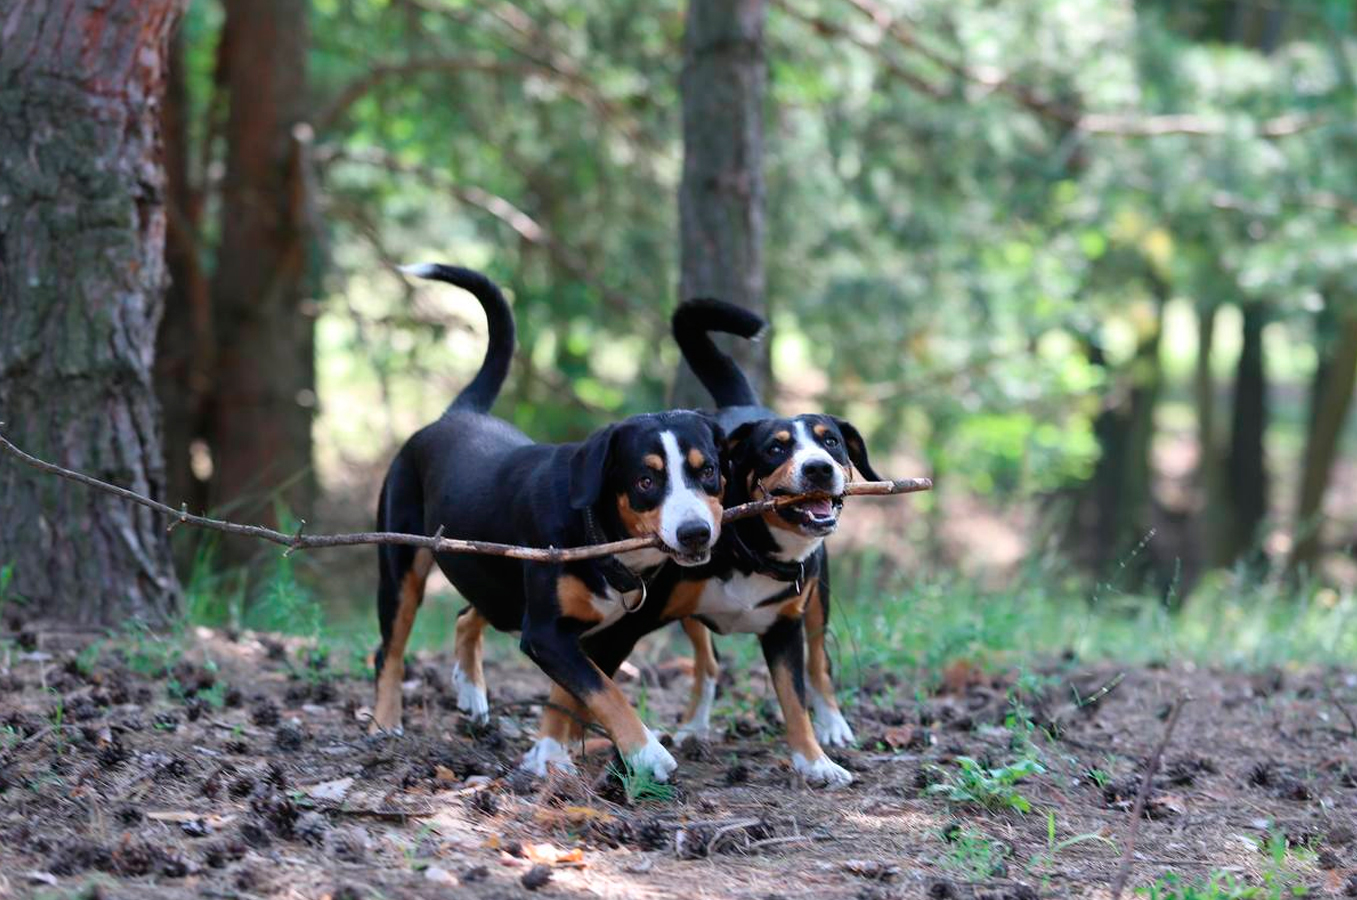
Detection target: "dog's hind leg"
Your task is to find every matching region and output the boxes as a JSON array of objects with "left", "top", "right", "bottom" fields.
[
  {"left": 804, "top": 563, "right": 855, "bottom": 747},
  {"left": 372, "top": 458, "right": 432, "bottom": 735},
  {"left": 675, "top": 618, "right": 721, "bottom": 742},
  {"left": 451, "top": 606, "right": 490, "bottom": 722}
]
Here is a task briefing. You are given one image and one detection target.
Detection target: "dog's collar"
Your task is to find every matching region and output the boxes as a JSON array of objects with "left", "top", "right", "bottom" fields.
[
  {"left": 728, "top": 522, "right": 816, "bottom": 590},
  {"left": 582, "top": 507, "right": 650, "bottom": 608}
]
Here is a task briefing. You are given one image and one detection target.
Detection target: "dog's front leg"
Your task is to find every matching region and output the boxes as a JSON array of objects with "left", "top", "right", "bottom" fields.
[
  {"left": 518, "top": 571, "right": 676, "bottom": 781},
  {"left": 760, "top": 613, "right": 853, "bottom": 788}
]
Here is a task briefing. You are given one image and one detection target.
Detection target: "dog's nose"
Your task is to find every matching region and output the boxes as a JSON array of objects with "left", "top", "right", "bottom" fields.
[
  {"left": 802, "top": 459, "right": 835, "bottom": 487},
  {"left": 676, "top": 520, "right": 712, "bottom": 551}
]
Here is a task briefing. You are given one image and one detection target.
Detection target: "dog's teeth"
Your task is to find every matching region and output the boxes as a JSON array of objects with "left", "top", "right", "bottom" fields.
[{"left": 397, "top": 262, "right": 439, "bottom": 278}]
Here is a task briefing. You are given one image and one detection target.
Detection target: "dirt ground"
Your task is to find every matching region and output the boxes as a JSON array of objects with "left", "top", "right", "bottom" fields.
[{"left": 1, "top": 626, "right": 1355, "bottom": 900}]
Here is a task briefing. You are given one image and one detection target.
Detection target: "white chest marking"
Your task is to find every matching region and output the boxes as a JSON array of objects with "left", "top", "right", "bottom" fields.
[
  {"left": 693, "top": 571, "right": 797, "bottom": 635},
  {"left": 581, "top": 583, "right": 635, "bottom": 637}
]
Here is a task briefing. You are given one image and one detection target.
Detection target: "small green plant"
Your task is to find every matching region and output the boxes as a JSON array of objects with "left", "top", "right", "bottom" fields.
[
  {"left": 1138, "top": 871, "right": 1261, "bottom": 900},
  {"left": 1085, "top": 766, "right": 1112, "bottom": 788},
  {"left": 73, "top": 640, "right": 103, "bottom": 677},
  {"left": 120, "top": 618, "right": 181, "bottom": 677},
  {"left": 940, "top": 825, "right": 1009, "bottom": 880},
  {"left": 47, "top": 691, "right": 67, "bottom": 755},
  {"left": 1, "top": 724, "right": 20, "bottom": 750},
  {"left": 608, "top": 758, "right": 676, "bottom": 804},
  {"left": 927, "top": 755, "right": 1045, "bottom": 813},
  {"left": 1028, "top": 810, "right": 1117, "bottom": 872}
]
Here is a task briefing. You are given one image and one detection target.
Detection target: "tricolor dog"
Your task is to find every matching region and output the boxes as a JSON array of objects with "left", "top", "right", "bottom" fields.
[
  {"left": 372, "top": 265, "right": 725, "bottom": 782},
  {"left": 665, "top": 299, "right": 879, "bottom": 784}
]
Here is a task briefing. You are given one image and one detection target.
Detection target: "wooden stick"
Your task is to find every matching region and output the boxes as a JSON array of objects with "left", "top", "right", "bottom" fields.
[
  {"left": 1109, "top": 693, "right": 1191, "bottom": 900},
  {"left": 0, "top": 430, "right": 930, "bottom": 564}
]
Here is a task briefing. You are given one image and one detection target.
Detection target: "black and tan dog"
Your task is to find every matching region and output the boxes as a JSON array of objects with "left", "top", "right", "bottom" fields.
[
  {"left": 373, "top": 264, "right": 726, "bottom": 782},
  {"left": 666, "top": 299, "right": 877, "bottom": 778}
]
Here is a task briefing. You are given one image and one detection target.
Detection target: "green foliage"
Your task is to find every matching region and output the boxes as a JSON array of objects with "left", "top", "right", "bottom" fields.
[
  {"left": 119, "top": 619, "right": 183, "bottom": 678},
  {"left": 73, "top": 641, "right": 103, "bottom": 678},
  {"left": 607, "top": 758, "right": 677, "bottom": 805},
  {"left": 940, "top": 826, "right": 1010, "bottom": 880},
  {"left": 1028, "top": 810, "right": 1118, "bottom": 873},
  {"left": 1138, "top": 831, "right": 1315, "bottom": 900},
  {"left": 927, "top": 755, "right": 1046, "bottom": 814}
]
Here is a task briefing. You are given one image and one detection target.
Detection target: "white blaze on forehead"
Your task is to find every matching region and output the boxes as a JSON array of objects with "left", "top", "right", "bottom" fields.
[
  {"left": 790, "top": 421, "right": 845, "bottom": 494},
  {"left": 658, "top": 430, "right": 716, "bottom": 551}
]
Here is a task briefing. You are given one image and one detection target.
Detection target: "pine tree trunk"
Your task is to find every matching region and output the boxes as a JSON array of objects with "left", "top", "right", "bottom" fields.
[
  {"left": 206, "top": 0, "right": 314, "bottom": 561},
  {"left": 1225, "top": 301, "right": 1270, "bottom": 563},
  {"left": 0, "top": 0, "right": 184, "bottom": 627},
  {"left": 674, "top": 0, "right": 769, "bottom": 407},
  {"left": 156, "top": 24, "right": 212, "bottom": 519},
  {"left": 1290, "top": 302, "right": 1357, "bottom": 573}
]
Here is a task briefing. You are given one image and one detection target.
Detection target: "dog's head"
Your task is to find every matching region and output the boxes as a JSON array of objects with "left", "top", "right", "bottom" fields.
[
  {"left": 569, "top": 411, "right": 726, "bottom": 566},
  {"left": 726, "top": 414, "right": 879, "bottom": 538}
]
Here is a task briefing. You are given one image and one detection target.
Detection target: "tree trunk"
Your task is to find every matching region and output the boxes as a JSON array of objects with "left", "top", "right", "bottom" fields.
[
  {"left": 674, "top": 0, "right": 769, "bottom": 407},
  {"left": 156, "top": 23, "right": 212, "bottom": 520},
  {"left": 0, "top": 0, "right": 184, "bottom": 627},
  {"left": 1224, "top": 301, "right": 1270, "bottom": 563},
  {"left": 206, "top": 0, "right": 314, "bottom": 561},
  {"left": 1289, "top": 301, "right": 1357, "bottom": 573},
  {"left": 1194, "top": 300, "right": 1231, "bottom": 567}
]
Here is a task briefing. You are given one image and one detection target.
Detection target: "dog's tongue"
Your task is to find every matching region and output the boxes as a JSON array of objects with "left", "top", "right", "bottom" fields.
[{"left": 803, "top": 498, "right": 834, "bottom": 518}]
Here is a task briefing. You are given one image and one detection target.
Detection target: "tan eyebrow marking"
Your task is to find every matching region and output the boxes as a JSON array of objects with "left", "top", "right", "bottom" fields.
[
  {"left": 813, "top": 423, "right": 828, "bottom": 437},
  {"left": 687, "top": 448, "right": 706, "bottom": 468},
  {"left": 774, "top": 430, "right": 791, "bottom": 442},
  {"left": 643, "top": 453, "right": 665, "bottom": 471}
]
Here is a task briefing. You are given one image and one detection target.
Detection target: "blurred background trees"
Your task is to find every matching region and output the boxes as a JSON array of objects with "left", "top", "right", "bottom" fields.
[{"left": 9, "top": 0, "right": 1355, "bottom": 616}]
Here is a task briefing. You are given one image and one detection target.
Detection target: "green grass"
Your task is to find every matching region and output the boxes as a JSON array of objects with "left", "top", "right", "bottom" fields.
[
  {"left": 827, "top": 549, "right": 1357, "bottom": 697},
  {"left": 1137, "top": 831, "right": 1315, "bottom": 900},
  {"left": 939, "top": 825, "right": 1010, "bottom": 880},
  {"left": 607, "top": 758, "right": 677, "bottom": 804}
]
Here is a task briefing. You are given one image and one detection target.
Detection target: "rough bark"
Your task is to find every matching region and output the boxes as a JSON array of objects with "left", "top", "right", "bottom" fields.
[
  {"left": 1290, "top": 301, "right": 1357, "bottom": 573},
  {"left": 206, "top": 0, "right": 314, "bottom": 560},
  {"left": 0, "top": 0, "right": 184, "bottom": 627},
  {"left": 1224, "top": 301, "right": 1270, "bottom": 563},
  {"left": 674, "top": 0, "right": 769, "bottom": 407}
]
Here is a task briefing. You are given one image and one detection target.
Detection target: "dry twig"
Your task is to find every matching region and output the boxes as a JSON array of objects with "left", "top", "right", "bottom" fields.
[
  {"left": 0, "top": 430, "right": 930, "bottom": 564},
  {"left": 1109, "top": 693, "right": 1191, "bottom": 900}
]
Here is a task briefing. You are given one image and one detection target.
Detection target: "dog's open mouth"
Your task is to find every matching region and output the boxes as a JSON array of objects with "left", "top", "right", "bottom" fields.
[
  {"left": 669, "top": 548, "right": 711, "bottom": 567},
  {"left": 774, "top": 493, "right": 843, "bottom": 534}
]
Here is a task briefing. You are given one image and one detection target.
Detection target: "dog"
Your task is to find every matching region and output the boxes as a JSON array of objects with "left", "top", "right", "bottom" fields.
[
  {"left": 373, "top": 264, "right": 727, "bottom": 782},
  {"left": 667, "top": 299, "right": 877, "bottom": 767}
]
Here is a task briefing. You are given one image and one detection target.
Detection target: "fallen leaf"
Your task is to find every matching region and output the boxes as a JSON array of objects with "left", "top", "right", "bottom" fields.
[
  {"left": 304, "top": 777, "right": 354, "bottom": 803},
  {"left": 434, "top": 765, "right": 459, "bottom": 784},
  {"left": 882, "top": 725, "right": 916, "bottom": 750},
  {"left": 941, "top": 659, "right": 985, "bottom": 694},
  {"left": 524, "top": 842, "right": 586, "bottom": 867},
  {"left": 844, "top": 859, "right": 901, "bottom": 882},
  {"left": 534, "top": 806, "right": 616, "bottom": 829}
]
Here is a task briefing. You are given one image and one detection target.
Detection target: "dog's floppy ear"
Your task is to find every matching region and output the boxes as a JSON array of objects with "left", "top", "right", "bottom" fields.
[
  {"left": 569, "top": 424, "right": 619, "bottom": 510},
  {"left": 830, "top": 417, "right": 881, "bottom": 481},
  {"left": 722, "top": 421, "right": 759, "bottom": 473},
  {"left": 697, "top": 414, "right": 730, "bottom": 482}
]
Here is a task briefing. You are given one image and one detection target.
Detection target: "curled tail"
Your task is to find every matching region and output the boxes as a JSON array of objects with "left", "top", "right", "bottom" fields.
[
  {"left": 672, "top": 298, "right": 766, "bottom": 407},
  {"left": 399, "top": 264, "right": 515, "bottom": 413}
]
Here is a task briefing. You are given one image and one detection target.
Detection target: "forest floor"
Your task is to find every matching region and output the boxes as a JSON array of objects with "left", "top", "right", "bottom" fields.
[{"left": 1, "top": 627, "right": 1355, "bottom": 900}]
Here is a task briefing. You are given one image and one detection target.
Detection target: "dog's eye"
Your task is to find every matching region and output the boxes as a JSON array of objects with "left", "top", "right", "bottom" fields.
[
  {"left": 824, "top": 436, "right": 840, "bottom": 448},
  {"left": 699, "top": 464, "right": 716, "bottom": 480},
  {"left": 636, "top": 475, "right": 654, "bottom": 492}
]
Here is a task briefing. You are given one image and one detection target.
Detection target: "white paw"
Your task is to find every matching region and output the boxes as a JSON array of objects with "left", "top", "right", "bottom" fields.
[
  {"left": 520, "top": 737, "right": 576, "bottom": 777},
  {"left": 451, "top": 663, "right": 489, "bottom": 722},
  {"left": 626, "top": 730, "right": 678, "bottom": 783},
  {"left": 674, "top": 676, "right": 717, "bottom": 743},
  {"left": 792, "top": 752, "right": 853, "bottom": 788},
  {"left": 813, "top": 709, "right": 856, "bottom": 748},
  {"left": 674, "top": 721, "right": 716, "bottom": 743}
]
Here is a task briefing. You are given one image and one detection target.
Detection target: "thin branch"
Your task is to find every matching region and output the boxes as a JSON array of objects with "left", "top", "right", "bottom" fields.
[
  {"left": 318, "top": 145, "right": 657, "bottom": 325},
  {"left": 0, "top": 430, "right": 930, "bottom": 564},
  {"left": 1109, "top": 693, "right": 1191, "bottom": 900},
  {"left": 315, "top": 57, "right": 561, "bottom": 133},
  {"left": 1323, "top": 677, "right": 1357, "bottom": 739},
  {"left": 810, "top": 0, "right": 1325, "bottom": 139}
]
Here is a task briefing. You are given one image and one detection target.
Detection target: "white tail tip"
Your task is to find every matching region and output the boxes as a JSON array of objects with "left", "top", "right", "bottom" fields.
[{"left": 397, "top": 263, "right": 439, "bottom": 278}]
